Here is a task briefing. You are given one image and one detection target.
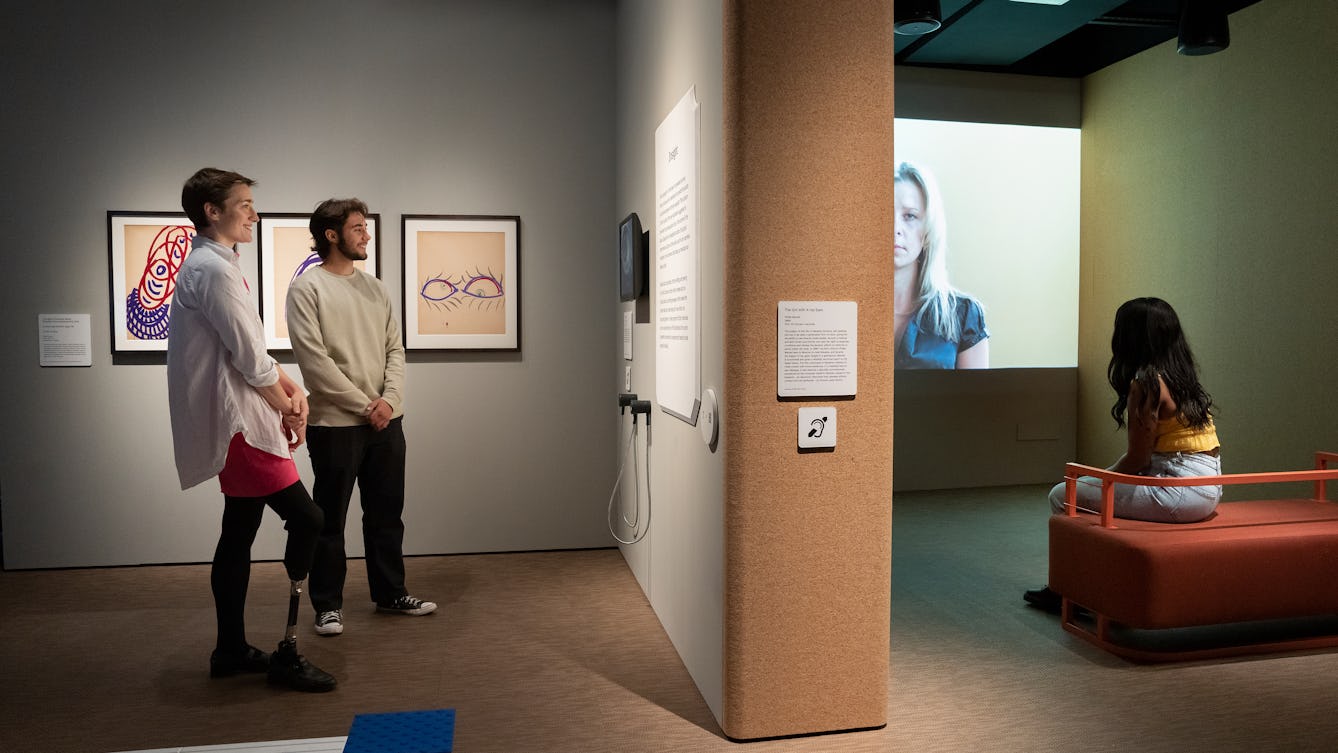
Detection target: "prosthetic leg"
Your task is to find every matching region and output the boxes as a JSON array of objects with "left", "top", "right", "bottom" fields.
[
  {"left": 267, "top": 579, "right": 338, "bottom": 692},
  {"left": 284, "top": 577, "right": 303, "bottom": 644}
]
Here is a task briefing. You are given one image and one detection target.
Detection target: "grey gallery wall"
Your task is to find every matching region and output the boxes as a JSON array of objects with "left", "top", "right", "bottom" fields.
[{"left": 0, "top": 0, "right": 621, "bottom": 569}]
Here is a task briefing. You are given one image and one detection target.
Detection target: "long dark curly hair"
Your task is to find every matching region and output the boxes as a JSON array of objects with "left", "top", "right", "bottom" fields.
[{"left": 1106, "top": 297, "right": 1214, "bottom": 430}]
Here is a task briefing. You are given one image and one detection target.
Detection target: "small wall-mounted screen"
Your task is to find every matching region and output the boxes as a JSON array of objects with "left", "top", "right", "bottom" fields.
[{"left": 619, "top": 212, "right": 644, "bottom": 302}]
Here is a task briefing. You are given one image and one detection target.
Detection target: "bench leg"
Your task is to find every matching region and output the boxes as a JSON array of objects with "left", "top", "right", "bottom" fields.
[{"left": 1060, "top": 597, "right": 1338, "bottom": 663}]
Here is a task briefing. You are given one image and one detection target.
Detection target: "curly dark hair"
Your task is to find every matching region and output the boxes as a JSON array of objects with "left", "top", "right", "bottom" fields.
[
  {"left": 1106, "top": 297, "right": 1214, "bottom": 430},
  {"left": 309, "top": 198, "right": 369, "bottom": 259}
]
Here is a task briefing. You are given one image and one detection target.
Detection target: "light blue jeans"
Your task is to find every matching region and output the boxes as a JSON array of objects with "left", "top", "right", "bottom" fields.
[{"left": 1048, "top": 451, "right": 1222, "bottom": 523}]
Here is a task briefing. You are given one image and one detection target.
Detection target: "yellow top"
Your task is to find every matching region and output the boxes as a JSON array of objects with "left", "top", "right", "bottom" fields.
[{"left": 1153, "top": 416, "right": 1219, "bottom": 454}]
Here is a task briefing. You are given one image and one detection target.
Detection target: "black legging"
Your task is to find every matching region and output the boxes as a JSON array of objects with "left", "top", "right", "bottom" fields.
[{"left": 212, "top": 481, "right": 323, "bottom": 652}]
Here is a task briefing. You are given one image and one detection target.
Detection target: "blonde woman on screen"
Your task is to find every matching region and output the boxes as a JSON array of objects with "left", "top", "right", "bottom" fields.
[{"left": 894, "top": 161, "right": 989, "bottom": 369}]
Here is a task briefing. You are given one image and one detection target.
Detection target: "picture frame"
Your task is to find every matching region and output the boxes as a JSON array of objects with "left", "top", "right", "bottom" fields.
[
  {"left": 107, "top": 211, "right": 197, "bottom": 353},
  {"left": 401, "top": 215, "right": 520, "bottom": 351},
  {"left": 258, "top": 213, "right": 381, "bottom": 350}
]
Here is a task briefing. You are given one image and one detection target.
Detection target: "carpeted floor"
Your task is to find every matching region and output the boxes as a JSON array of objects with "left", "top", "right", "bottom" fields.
[{"left": 4, "top": 485, "right": 1338, "bottom": 753}]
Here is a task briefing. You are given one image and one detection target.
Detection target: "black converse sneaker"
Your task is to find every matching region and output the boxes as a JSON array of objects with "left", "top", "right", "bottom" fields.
[
  {"left": 267, "top": 640, "right": 337, "bottom": 693},
  {"left": 314, "top": 609, "right": 344, "bottom": 636},
  {"left": 375, "top": 595, "right": 438, "bottom": 616}
]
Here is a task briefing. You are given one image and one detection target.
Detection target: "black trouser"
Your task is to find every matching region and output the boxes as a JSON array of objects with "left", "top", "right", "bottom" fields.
[
  {"left": 306, "top": 417, "right": 408, "bottom": 612},
  {"left": 213, "top": 481, "right": 323, "bottom": 653}
]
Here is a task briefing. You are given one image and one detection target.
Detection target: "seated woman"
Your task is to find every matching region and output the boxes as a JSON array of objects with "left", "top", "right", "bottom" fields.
[
  {"left": 894, "top": 161, "right": 988, "bottom": 369},
  {"left": 1024, "top": 297, "right": 1222, "bottom": 613}
]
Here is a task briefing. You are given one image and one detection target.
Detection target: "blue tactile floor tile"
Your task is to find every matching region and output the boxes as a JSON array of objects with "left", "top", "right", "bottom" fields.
[{"left": 342, "top": 709, "right": 455, "bottom": 753}]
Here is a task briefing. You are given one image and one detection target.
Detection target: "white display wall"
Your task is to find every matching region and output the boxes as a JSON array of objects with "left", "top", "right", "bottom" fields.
[{"left": 614, "top": 0, "right": 726, "bottom": 723}]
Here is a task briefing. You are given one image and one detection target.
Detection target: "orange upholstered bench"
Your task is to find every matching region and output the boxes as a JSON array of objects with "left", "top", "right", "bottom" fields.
[{"left": 1048, "top": 451, "right": 1338, "bottom": 662}]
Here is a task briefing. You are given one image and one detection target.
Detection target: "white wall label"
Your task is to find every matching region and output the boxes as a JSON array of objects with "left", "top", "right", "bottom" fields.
[
  {"left": 777, "top": 301, "right": 857, "bottom": 397},
  {"left": 38, "top": 314, "right": 92, "bottom": 367},
  {"left": 654, "top": 86, "right": 701, "bottom": 425},
  {"left": 623, "top": 309, "right": 634, "bottom": 361}
]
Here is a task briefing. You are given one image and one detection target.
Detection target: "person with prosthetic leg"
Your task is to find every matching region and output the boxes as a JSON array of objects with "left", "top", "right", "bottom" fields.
[{"left": 167, "top": 167, "right": 336, "bottom": 692}]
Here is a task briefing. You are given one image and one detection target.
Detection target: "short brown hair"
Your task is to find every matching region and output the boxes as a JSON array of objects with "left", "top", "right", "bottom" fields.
[
  {"left": 181, "top": 168, "right": 255, "bottom": 229},
  {"left": 309, "top": 198, "right": 370, "bottom": 259}
]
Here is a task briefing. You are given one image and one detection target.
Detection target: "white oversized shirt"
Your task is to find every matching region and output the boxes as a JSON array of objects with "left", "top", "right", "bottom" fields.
[{"left": 166, "top": 236, "right": 288, "bottom": 490}]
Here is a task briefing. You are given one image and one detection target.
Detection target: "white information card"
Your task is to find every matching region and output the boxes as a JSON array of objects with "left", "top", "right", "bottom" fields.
[
  {"left": 777, "top": 301, "right": 857, "bottom": 398},
  {"left": 623, "top": 310, "right": 633, "bottom": 361},
  {"left": 38, "top": 314, "right": 93, "bottom": 367}
]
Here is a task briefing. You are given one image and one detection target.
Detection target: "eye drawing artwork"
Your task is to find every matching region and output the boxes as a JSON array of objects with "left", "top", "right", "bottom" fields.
[
  {"left": 414, "top": 233, "right": 506, "bottom": 336},
  {"left": 402, "top": 215, "right": 520, "bottom": 351},
  {"left": 108, "top": 212, "right": 197, "bottom": 353},
  {"left": 419, "top": 268, "right": 506, "bottom": 313},
  {"left": 257, "top": 213, "right": 379, "bottom": 350}
]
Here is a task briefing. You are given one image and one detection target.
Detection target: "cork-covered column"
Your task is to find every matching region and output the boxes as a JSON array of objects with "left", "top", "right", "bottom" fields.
[{"left": 721, "top": 0, "right": 895, "bottom": 741}]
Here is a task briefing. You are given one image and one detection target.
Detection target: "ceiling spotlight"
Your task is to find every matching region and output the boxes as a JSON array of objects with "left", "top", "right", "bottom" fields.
[
  {"left": 895, "top": 0, "right": 942, "bottom": 36},
  {"left": 1178, "top": 0, "right": 1230, "bottom": 55}
]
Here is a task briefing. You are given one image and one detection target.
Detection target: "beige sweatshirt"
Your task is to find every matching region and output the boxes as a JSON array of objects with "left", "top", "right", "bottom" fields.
[{"left": 286, "top": 265, "right": 405, "bottom": 427}]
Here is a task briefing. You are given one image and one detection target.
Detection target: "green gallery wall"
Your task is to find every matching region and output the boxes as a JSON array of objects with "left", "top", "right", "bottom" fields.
[{"left": 1078, "top": 0, "right": 1338, "bottom": 477}]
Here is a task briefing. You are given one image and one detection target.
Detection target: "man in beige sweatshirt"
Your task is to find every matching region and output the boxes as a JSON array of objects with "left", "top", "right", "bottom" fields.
[{"left": 286, "top": 198, "right": 436, "bottom": 637}]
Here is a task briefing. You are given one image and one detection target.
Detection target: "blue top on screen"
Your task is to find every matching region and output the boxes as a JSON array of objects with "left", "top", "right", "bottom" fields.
[{"left": 896, "top": 293, "right": 989, "bottom": 369}]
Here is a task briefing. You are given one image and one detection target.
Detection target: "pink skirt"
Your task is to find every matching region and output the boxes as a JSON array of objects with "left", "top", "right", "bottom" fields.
[{"left": 218, "top": 432, "right": 299, "bottom": 497}]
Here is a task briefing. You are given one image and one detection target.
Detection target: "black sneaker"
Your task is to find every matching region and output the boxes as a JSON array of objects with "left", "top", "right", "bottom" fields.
[
  {"left": 314, "top": 609, "right": 344, "bottom": 636},
  {"left": 209, "top": 644, "right": 270, "bottom": 678},
  {"left": 376, "top": 595, "right": 438, "bottom": 616},
  {"left": 1023, "top": 586, "right": 1063, "bottom": 615},
  {"left": 267, "top": 641, "right": 337, "bottom": 693}
]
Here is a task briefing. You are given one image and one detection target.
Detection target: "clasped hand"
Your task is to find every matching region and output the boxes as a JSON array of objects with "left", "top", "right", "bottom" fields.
[
  {"left": 365, "top": 398, "right": 391, "bottom": 431},
  {"left": 282, "top": 391, "right": 309, "bottom": 449}
]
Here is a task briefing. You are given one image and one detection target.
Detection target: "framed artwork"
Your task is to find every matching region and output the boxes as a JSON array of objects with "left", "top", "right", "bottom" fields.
[
  {"left": 108, "top": 211, "right": 197, "bottom": 353},
  {"left": 257, "top": 213, "right": 380, "bottom": 350},
  {"left": 402, "top": 215, "right": 520, "bottom": 351}
]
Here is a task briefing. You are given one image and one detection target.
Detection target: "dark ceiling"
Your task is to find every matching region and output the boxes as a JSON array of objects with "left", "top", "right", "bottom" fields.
[{"left": 895, "top": 0, "right": 1265, "bottom": 78}]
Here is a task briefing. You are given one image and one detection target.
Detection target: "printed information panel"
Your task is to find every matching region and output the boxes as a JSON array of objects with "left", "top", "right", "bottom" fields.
[
  {"left": 654, "top": 87, "right": 701, "bottom": 424},
  {"left": 777, "top": 301, "right": 857, "bottom": 398},
  {"left": 39, "top": 314, "right": 92, "bottom": 367}
]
